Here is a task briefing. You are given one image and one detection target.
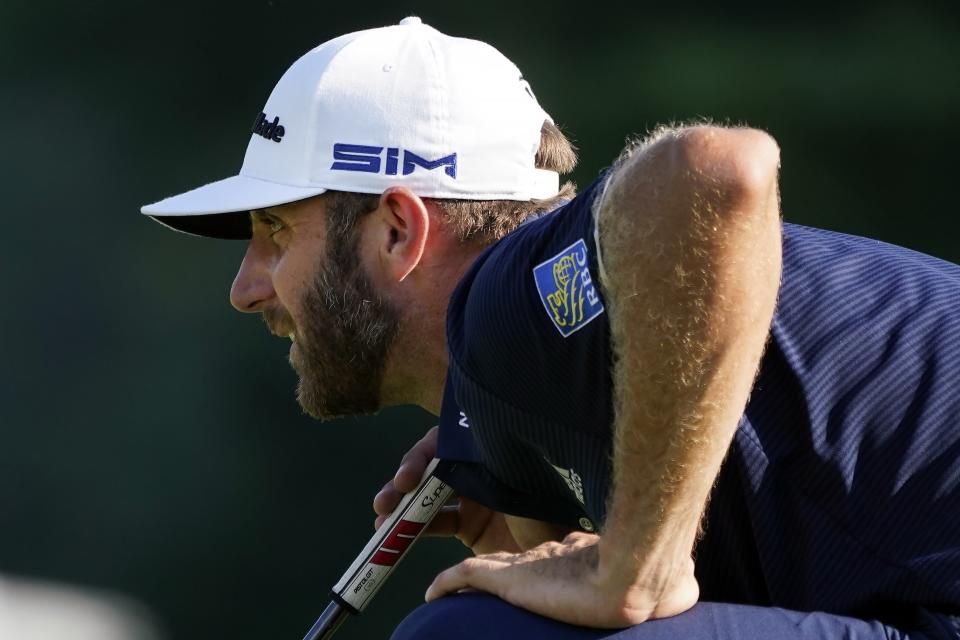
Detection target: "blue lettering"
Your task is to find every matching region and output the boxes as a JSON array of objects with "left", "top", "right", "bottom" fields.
[
  {"left": 385, "top": 148, "right": 400, "bottom": 176},
  {"left": 331, "top": 143, "right": 383, "bottom": 173},
  {"left": 331, "top": 144, "right": 458, "bottom": 179},
  {"left": 403, "top": 151, "right": 457, "bottom": 178}
]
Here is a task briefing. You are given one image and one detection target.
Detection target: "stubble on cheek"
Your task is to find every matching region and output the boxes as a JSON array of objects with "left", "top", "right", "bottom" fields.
[{"left": 291, "top": 252, "right": 401, "bottom": 421}]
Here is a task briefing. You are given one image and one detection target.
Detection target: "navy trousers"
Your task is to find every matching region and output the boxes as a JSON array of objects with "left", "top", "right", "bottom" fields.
[{"left": 391, "top": 593, "right": 956, "bottom": 640}]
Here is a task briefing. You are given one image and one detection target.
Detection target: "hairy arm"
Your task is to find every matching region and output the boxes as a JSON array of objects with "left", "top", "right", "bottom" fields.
[
  {"left": 426, "top": 124, "right": 782, "bottom": 627},
  {"left": 594, "top": 125, "right": 782, "bottom": 622}
]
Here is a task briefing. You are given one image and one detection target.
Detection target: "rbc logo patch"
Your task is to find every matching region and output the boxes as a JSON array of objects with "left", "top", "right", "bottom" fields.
[{"left": 533, "top": 239, "right": 604, "bottom": 337}]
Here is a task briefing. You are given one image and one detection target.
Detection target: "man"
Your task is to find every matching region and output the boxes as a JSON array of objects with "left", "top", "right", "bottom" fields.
[{"left": 142, "top": 18, "right": 960, "bottom": 640}]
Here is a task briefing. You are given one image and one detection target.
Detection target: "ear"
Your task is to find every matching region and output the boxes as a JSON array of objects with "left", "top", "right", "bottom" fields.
[{"left": 376, "top": 186, "right": 430, "bottom": 282}]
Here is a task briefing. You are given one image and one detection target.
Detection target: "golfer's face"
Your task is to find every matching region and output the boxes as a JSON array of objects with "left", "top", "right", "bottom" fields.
[
  {"left": 229, "top": 201, "right": 323, "bottom": 353},
  {"left": 228, "top": 195, "right": 400, "bottom": 420}
]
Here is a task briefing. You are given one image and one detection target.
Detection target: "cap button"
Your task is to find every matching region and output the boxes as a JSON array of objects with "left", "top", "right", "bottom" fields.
[{"left": 399, "top": 16, "right": 422, "bottom": 25}]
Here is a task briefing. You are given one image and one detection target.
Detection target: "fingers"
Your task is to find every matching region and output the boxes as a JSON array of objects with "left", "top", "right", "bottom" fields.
[
  {"left": 393, "top": 451, "right": 431, "bottom": 493},
  {"left": 424, "top": 562, "right": 467, "bottom": 602},
  {"left": 372, "top": 426, "right": 440, "bottom": 528},
  {"left": 425, "top": 555, "right": 510, "bottom": 602},
  {"left": 423, "top": 538, "right": 699, "bottom": 628},
  {"left": 373, "top": 479, "right": 402, "bottom": 517},
  {"left": 376, "top": 503, "right": 459, "bottom": 536},
  {"left": 393, "top": 426, "right": 439, "bottom": 493},
  {"left": 561, "top": 530, "right": 596, "bottom": 545}
]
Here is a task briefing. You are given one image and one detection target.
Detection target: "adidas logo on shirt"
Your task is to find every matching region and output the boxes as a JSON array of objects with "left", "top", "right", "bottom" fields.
[{"left": 549, "top": 463, "right": 585, "bottom": 505}]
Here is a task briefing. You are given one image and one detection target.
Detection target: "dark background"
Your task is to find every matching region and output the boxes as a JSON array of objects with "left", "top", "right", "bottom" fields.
[{"left": 1, "top": 1, "right": 957, "bottom": 639}]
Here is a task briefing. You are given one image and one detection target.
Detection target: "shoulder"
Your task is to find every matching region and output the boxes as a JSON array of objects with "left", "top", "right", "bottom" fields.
[
  {"left": 445, "top": 172, "right": 616, "bottom": 432},
  {"left": 447, "top": 172, "right": 613, "bottom": 351}
]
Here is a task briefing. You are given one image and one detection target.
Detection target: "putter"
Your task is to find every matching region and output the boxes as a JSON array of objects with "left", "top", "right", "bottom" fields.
[{"left": 301, "top": 458, "right": 456, "bottom": 640}]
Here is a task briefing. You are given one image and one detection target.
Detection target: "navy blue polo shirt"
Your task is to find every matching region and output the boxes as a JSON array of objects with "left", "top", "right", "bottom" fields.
[{"left": 435, "top": 172, "right": 960, "bottom": 632}]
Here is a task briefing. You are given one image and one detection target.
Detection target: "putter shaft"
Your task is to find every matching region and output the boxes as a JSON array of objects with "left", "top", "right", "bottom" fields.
[{"left": 302, "top": 601, "right": 349, "bottom": 640}]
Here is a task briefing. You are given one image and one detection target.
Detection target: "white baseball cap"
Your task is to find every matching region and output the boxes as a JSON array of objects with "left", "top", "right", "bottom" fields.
[{"left": 141, "top": 17, "right": 558, "bottom": 239}]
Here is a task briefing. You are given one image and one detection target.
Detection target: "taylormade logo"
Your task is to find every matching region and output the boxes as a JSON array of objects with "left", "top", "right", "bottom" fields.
[
  {"left": 251, "top": 112, "right": 285, "bottom": 143},
  {"left": 331, "top": 143, "right": 457, "bottom": 178}
]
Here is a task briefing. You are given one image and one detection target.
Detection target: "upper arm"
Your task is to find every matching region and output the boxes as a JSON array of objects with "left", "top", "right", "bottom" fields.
[
  {"left": 595, "top": 125, "right": 782, "bottom": 316},
  {"left": 597, "top": 126, "right": 780, "bottom": 245}
]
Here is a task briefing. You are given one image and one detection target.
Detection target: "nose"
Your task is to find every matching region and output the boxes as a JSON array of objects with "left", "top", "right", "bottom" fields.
[{"left": 230, "top": 239, "right": 276, "bottom": 313}]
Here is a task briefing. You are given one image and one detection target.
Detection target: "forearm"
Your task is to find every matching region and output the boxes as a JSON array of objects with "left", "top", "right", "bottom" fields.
[
  {"left": 596, "top": 126, "right": 782, "bottom": 586},
  {"left": 425, "top": 126, "right": 782, "bottom": 627}
]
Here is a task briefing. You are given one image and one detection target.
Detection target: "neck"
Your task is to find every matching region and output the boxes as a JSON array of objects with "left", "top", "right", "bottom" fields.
[{"left": 381, "top": 241, "right": 485, "bottom": 416}]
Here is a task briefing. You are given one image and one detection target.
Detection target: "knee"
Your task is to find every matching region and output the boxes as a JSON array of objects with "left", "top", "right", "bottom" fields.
[
  {"left": 390, "top": 594, "right": 487, "bottom": 640},
  {"left": 390, "top": 593, "right": 524, "bottom": 640}
]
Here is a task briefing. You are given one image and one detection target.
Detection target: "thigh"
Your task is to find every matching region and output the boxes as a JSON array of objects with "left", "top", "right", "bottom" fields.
[{"left": 390, "top": 593, "right": 925, "bottom": 640}]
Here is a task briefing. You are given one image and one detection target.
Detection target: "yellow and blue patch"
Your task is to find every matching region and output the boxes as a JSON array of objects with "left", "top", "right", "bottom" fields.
[{"left": 533, "top": 238, "right": 604, "bottom": 337}]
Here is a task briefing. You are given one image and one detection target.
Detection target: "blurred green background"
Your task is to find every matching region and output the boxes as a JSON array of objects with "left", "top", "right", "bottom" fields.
[{"left": 1, "top": 1, "right": 957, "bottom": 638}]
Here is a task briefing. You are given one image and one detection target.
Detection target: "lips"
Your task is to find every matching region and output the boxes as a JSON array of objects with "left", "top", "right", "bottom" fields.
[
  {"left": 266, "top": 325, "right": 295, "bottom": 338},
  {"left": 262, "top": 308, "right": 296, "bottom": 340}
]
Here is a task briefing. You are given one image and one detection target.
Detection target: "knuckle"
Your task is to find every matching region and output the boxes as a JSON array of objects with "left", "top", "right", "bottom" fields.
[
  {"left": 373, "top": 490, "right": 396, "bottom": 512},
  {"left": 415, "top": 431, "right": 436, "bottom": 451},
  {"left": 459, "top": 558, "right": 481, "bottom": 577},
  {"left": 563, "top": 531, "right": 586, "bottom": 543},
  {"left": 432, "top": 569, "right": 454, "bottom": 591},
  {"left": 544, "top": 540, "right": 565, "bottom": 552}
]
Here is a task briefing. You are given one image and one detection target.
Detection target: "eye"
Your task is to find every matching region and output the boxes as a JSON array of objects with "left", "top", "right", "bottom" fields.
[{"left": 251, "top": 210, "right": 287, "bottom": 238}]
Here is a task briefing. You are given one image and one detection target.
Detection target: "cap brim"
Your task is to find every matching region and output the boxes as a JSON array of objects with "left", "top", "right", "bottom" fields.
[{"left": 141, "top": 174, "right": 328, "bottom": 239}]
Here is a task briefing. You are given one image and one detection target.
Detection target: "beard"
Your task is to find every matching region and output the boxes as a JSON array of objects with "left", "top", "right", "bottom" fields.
[{"left": 289, "top": 230, "right": 401, "bottom": 421}]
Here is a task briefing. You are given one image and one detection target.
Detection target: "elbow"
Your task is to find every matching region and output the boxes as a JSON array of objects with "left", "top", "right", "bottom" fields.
[{"left": 672, "top": 126, "right": 781, "bottom": 210}]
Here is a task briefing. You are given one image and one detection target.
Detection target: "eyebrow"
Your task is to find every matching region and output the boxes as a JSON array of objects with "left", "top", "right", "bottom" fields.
[{"left": 250, "top": 209, "right": 276, "bottom": 224}]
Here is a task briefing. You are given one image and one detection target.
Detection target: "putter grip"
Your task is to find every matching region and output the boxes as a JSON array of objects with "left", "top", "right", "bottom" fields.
[{"left": 302, "top": 457, "right": 455, "bottom": 640}]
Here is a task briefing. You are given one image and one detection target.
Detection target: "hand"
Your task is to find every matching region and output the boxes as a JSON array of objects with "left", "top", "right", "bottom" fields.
[
  {"left": 424, "top": 532, "right": 699, "bottom": 628},
  {"left": 372, "top": 427, "right": 521, "bottom": 556},
  {"left": 372, "top": 426, "right": 440, "bottom": 530}
]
